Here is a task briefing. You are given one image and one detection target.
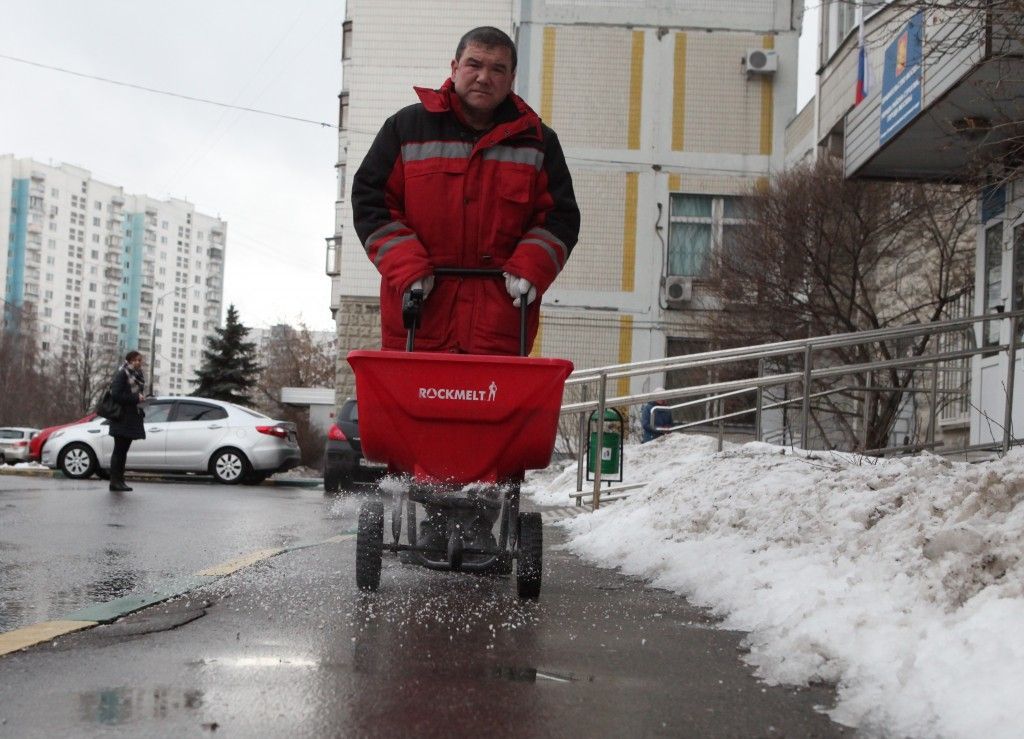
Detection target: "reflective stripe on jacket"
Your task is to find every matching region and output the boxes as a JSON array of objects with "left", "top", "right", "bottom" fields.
[{"left": 351, "top": 79, "right": 580, "bottom": 354}]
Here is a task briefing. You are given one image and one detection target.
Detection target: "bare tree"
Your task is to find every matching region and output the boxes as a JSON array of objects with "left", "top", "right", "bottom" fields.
[
  {"left": 0, "top": 305, "right": 47, "bottom": 427},
  {"left": 254, "top": 323, "right": 336, "bottom": 468},
  {"left": 710, "top": 159, "right": 975, "bottom": 449},
  {"left": 51, "top": 320, "right": 122, "bottom": 418}
]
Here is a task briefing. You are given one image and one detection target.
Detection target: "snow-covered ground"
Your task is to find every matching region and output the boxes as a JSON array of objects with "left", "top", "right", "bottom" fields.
[{"left": 523, "top": 434, "right": 1024, "bottom": 738}]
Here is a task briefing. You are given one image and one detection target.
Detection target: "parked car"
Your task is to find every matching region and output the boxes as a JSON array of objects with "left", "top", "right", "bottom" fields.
[
  {"left": 323, "top": 398, "right": 386, "bottom": 493},
  {"left": 0, "top": 427, "right": 40, "bottom": 465},
  {"left": 41, "top": 396, "right": 301, "bottom": 485},
  {"left": 29, "top": 414, "right": 96, "bottom": 463}
]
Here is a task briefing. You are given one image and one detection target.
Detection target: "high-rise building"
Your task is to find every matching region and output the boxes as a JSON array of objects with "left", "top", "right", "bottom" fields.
[
  {"left": 326, "top": 2, "right": 800, "bottom": 399},
  {"left": 0, "top": 155, "right": 227, "bottom": 395}
]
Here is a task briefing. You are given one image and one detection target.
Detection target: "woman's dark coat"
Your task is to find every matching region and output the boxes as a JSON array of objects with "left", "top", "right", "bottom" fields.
[{"left": 107, "top": 367, "right": 146, "bottom": 440}]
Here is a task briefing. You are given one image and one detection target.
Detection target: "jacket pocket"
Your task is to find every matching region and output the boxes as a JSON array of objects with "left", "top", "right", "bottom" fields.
[{"left": 494, "top": 170, "right": 534, "bottom": 242}]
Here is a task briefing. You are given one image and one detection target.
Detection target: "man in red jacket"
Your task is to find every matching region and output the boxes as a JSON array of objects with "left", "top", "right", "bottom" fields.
[
  {"left": 352, "top": 25, "right": 580, "bottom": 355},
  {"left": 352, "top": 26, "right": 580, "bottom": 557}
]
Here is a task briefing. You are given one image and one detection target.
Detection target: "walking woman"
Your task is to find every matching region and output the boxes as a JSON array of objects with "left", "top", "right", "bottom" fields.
[{"left": 107, "top": 350, "right": 146, "bottom": 492}]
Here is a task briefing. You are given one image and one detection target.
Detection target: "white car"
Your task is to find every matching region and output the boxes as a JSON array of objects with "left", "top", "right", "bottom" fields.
[
  {"left": 41, "top": 397, "right": 301, "bottom": 485},
  {"left": 0, "top": 427, "right": 40, "bottom": 464}
]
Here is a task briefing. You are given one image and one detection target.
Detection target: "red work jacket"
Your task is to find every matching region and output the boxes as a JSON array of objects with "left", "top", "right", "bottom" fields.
[{"left": 352, "top": 80, "right": 580, "bottom": 354}]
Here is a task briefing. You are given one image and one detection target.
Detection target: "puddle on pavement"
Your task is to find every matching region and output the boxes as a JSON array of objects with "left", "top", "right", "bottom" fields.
[{"left": 78, "top": 687, "right": 204, "bottom": 725}]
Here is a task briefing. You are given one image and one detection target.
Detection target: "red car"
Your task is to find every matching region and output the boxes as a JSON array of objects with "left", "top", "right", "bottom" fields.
[{"left": 29, "top": 414, "right": 97, "bottom": 463}]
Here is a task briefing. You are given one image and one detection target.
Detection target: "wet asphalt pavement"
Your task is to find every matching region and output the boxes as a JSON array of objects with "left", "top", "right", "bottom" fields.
[{"left": 0, "top": 474, "right": 848, "bottom": 737}]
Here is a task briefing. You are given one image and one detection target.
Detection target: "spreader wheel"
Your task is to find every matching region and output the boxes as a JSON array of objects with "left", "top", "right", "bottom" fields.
[
  {"left": 356, "top": 501, "right": 384, "bottom": 591},
  {"left": 515, "top": 512, "right": 543, "bottom": 600}
]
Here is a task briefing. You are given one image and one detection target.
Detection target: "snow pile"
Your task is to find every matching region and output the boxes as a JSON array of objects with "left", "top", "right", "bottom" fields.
[{"left": 524, "top": 434, "right": 1024, "bottom": 738}]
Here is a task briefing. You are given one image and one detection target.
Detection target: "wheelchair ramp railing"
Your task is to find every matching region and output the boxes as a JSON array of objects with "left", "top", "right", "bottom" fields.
[{"left": 560, "top": 309, "right": 1024, "bottom": 509}]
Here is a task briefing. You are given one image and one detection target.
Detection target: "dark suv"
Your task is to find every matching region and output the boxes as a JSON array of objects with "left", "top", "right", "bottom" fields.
[{"left": 323, "top": 398, "right": 387, "bottom": 493}]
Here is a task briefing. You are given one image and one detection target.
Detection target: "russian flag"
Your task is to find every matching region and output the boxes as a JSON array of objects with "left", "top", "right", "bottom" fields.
[{"left": 855, "top": 13, "right": 872, "bottom": 105}]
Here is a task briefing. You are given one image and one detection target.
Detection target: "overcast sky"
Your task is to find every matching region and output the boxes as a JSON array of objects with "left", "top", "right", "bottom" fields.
[
  {"left": 1, "top": 1, "right": 818, "bottom": 333},
  {"left": 1, "top": 0, "right": 344, "bottom": 331}
]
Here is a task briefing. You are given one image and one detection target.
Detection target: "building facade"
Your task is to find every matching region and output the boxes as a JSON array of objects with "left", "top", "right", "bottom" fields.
[
  {"left": 327, "top": 0, "right": 801, "bottom": 400},
  {"left": 1, "top": 156, "right": 227, "bottom": 395},
  {"left": 815, "top": 0, "right": 1024, "bottom": 448}
]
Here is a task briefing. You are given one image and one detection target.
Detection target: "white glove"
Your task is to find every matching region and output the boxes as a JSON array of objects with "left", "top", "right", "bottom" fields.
[
  {"left": 409, "top": 275, "right": 434, "bottom": 300},
  {"left": 503, "top": 272, "right": 536, "bottom": 307}
]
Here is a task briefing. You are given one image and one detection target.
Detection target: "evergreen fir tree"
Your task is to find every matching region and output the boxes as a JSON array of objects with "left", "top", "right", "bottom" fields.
[{"left": 191, "top": 304, "right": 260, "bottom": 405}]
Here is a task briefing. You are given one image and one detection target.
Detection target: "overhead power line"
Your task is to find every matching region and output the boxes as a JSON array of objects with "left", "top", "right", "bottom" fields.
[{"left": 0, "top": 52, "right": 337, "bottom": 130}]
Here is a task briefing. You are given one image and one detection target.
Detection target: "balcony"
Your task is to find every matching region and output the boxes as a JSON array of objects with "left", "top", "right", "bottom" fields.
[
  {"left": 104, "top": 252, "right": 122, "bottom": 266},
  {"left": 141, "top": 274, "right": 155, "bottom": 289},
  {"left": 207, "top": 247, "right": 223, "bottom": 261},
  {"left": 204, "top": 304, "right": 220, "bottom": 318},
  {"left": 325, "top": 235, "right": 341, "bottom": 277},
  {"left": 103, "top": 299, "right": 119, "bottom": 313},
  {"left": 100, "top": 315, "right": 119, "bottom": 329},
  {"left": 140, "top": 292, "right": 153, "bottom": 306},
  {"left": 104, "top": 266, "right": 122, "bottom": 280},
  {"left": 205, "top": 289, "right": 221, "bottom": 303},
  {"left": 103, "top": 285, "right": 119, "bottom": 298},
  {"left": 838, "top": 4, "right": 1024, "bottom": 181}
]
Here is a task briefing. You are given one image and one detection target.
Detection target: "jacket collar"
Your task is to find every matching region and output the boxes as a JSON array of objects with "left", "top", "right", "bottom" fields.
[{"left": 414, "top": 78, "right": 542, "bottom": 142}]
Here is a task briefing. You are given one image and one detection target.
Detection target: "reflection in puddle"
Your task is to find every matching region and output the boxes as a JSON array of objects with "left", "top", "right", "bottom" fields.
[
  {"left": 78, "top": 687, "right": 203, "bottom": 725},
  {"left": 492, "top": 666, "right": 578, "bottom": 684},
  {"left": 195, "top": 655, "right": 318, "bottom": 669}
]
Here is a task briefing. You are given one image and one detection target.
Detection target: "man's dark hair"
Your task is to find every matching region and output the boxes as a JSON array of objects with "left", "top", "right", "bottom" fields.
[
  {"left": 455, "top": 26, "right": 517, "bottom": 71},
  {"left": 125, "top": 350, "right": 142, "bottom": 362}
]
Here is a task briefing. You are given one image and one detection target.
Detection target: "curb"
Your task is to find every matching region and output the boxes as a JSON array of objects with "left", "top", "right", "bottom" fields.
[
  {"left": 0, "top": 467, "right": 324, "bottom": 488},
  {"left": 0, "top": 531, "right": 355, "bottom": 658}
]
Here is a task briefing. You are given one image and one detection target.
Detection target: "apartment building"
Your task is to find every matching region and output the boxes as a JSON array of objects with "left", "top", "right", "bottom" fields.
[
  {"left": 327, "top": 0, "right": 801, "bottom": 399},
  {"left": 0, "top": 156, "right": 227, "bottom": 395}
]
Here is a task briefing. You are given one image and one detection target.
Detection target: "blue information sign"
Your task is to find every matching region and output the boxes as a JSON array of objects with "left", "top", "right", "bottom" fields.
[{"left": 880, "top": 12, "right": 924, "bottom": 145}]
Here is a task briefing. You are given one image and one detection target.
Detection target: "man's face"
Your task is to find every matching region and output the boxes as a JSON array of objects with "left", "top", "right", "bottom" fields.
[{"left": 450, "top": 42, "right": 515, "bottom": 119}]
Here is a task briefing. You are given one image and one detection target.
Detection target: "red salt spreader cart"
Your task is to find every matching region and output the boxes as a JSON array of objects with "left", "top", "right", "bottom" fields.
[{"left": 347, "top": 268, "right": 573, "bottom": 599}]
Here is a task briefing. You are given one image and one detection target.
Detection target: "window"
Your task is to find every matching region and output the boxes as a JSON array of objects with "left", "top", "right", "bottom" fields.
[
  {"left": 141, "top": 401, "right": 174, "bottom": 423},
  {"left": 339, "top": 92, "right": 349, "bottom": 131},
  {"left": 667, "top": 194, "right": 748, "bottom": 278},
  {"left": 342, "top": 20, "right": 352, "bottom": 61},
  {"left": 983, "top": 222, "right": 1004, "bottom": 348}
]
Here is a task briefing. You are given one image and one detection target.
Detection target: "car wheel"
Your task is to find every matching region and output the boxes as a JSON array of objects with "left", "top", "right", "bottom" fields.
[
  {"left": 59, "top": 443, "right": 98, "bottom": 479},
  {"left": 209, "top": 448, "right": 251, "bottom": 485}
]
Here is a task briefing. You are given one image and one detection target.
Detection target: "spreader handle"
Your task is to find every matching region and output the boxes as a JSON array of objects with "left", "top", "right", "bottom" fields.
[{"left": 405, "top": 268, "right": 529, "bottom": 356}]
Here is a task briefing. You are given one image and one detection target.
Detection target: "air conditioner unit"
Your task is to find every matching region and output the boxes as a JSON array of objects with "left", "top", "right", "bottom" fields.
[
  {"left": 745, "top": 48, "right": 778, "bottom": 75},
  {"left": 663, "top": 276, "right": 693, "bottom": 306}
]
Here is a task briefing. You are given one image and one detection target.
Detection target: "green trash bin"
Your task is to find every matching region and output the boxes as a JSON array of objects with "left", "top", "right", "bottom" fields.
[{"left": 586, "top": 408, "right": 624, "bottom": 481}]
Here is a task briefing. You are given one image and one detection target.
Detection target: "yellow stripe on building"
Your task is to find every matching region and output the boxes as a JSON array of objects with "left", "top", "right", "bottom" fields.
[
  {"left": 622, "top": 172, "right": 638, "bottom": 292},
  {"left": 669, "top": 173, "right": 681, "bottom": 191},
  {"left": 672, "top": 33, "right": 687, "bottom": 151},
  {"left": 760, "top": 35, "right": 775, "bottom": 156},
  {"left": 541, "top": 27, "right": 557, "bottom": 122},
  {"left": 617, "top": 315, "right": 633, "bottom": 397},
  {"left": 628, "top": 30, "right": 644, "bottom": 150},
  {"left": 530, "top": 315, "right": 544, "bottom": 358}
]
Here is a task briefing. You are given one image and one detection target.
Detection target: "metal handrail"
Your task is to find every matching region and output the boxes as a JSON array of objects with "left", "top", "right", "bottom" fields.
[
  {"left": 565, "top": 309, "right": 1023, "bottom": 507},
  {"left": 564, "top": 308, "right": 996, "bottom": 385}
]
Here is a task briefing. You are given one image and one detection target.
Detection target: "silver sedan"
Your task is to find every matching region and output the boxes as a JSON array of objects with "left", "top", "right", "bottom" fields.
[{"left": 41, "top": 397, "right": 301, "bottom": 485}]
